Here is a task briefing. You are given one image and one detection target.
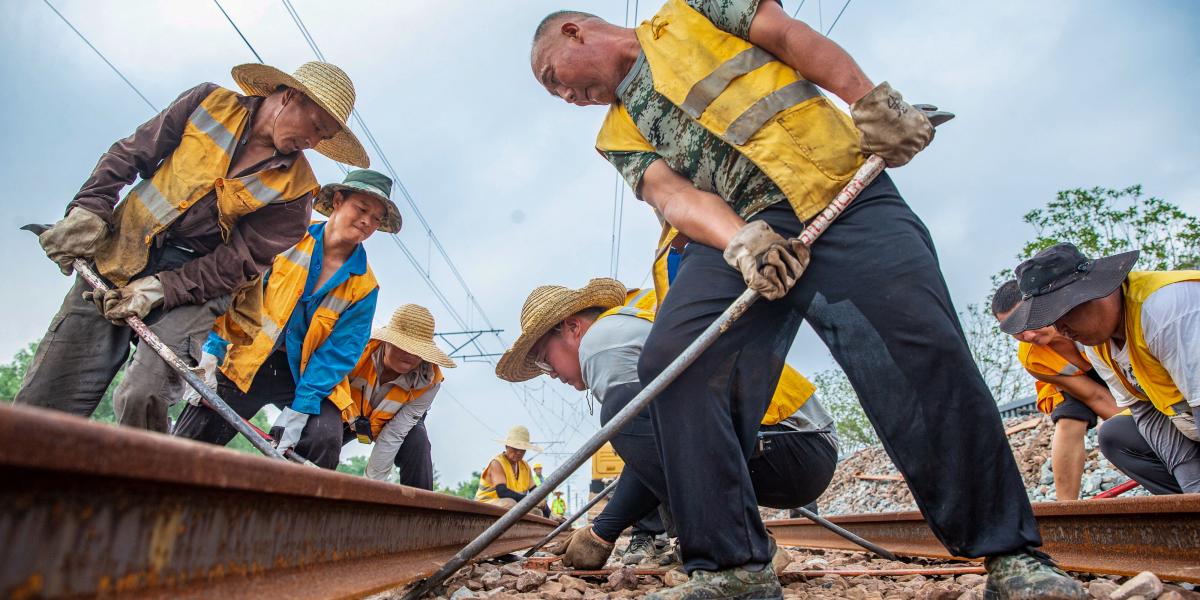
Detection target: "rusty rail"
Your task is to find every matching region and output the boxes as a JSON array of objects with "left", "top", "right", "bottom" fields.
[
  {"left": 766, "top": 494, "right": 1200, "bottom": 583},
  {"left": 0, "top": 404, "right": 558, "bottom": 599}
]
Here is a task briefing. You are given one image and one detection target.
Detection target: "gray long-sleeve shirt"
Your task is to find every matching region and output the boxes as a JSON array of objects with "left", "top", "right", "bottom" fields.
[
  {"left": 364, "top": 359, "right": 441, "bottom": 481},
  {"left": 69, "top": 82, "right": 313, "bottom": 309}
]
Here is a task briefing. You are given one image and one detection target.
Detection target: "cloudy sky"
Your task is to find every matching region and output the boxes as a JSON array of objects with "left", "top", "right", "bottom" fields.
[{"left": 1, "top": 1, "right": 1197, "bottom": 505}]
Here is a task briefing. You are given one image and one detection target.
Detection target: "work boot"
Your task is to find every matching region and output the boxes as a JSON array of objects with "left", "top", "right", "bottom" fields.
[
  {"left": 767, "top": 536, "right": 793, "bottom": 576},
  {"left": 983, "top": 550, "right": 1087, "bottom": 600},
  {"left": 645, "top": 564, "right": 783, "bottom": 600},
  {"left": 623, "top": 532, "right": 657, "bottom": 565}
]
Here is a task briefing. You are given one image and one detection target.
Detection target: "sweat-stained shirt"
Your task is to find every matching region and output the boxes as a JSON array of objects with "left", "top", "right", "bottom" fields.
[{"left": 69, "top": 82, "right": 313, "bottom": 309}]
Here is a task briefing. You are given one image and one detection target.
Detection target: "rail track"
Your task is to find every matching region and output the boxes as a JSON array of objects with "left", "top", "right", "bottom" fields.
[
  {"left": 0, "top": 404, "right": 558, "bottom": 599},
  {"left": 766, "top": 494, "right": 1200, "bottom": 584}
]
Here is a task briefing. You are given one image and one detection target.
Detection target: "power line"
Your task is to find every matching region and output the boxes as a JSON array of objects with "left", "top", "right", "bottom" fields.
[
  {"left": 42, "top": 0, "right": 158, "bottom": 113},
  {"left": 214, "top": 0, "right": 264, "bottom": 63},
  {"left": 825, "top": 0, "right": 852, "bottom": 36},
  {"left": 792, "top": 0, "right": 808, "bottom": 19}
]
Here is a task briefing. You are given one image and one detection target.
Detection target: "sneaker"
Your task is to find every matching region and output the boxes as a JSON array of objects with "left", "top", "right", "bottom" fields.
[
  {"left": 983, "top": 550, "right": 1087, "bottom": 600},
  {"left": 623, "top": 532, "right": 657, "bottom": 565},
  {"left": 645, "top": 564, "right": 783, "bottom": 600}
]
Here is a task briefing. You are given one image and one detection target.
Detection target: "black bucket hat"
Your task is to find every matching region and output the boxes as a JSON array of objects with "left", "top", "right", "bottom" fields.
[{"left": 999, "top": 243, "right": 1138, "bottom": 334}]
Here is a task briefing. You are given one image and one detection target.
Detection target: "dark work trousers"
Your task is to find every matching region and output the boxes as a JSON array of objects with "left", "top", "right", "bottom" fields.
[
  {"left": 1097, "top": 413, "right": 1183, "bottom": 495},
  {"left": 636, "top": 174, "right": 1041, "bottom": 573},
  {"left": 173, "top": 349, "right": 345, "bottom": 469},
  {"left": 15, "top": 248, "right": 229, "bottom": 432},
  {"left": 590, "top": 381, "right": 837, "bottom": 546},
  {"left": 341, "top": 415, "right": 435, "bottom": 489}
]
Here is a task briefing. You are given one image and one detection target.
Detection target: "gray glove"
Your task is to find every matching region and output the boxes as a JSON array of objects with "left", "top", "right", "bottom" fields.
[
  {"left": 183, "top": 351, "right": 220, "bottom": 407},
  {"left": 1169, "top": 407, "right": 1199, "bottom": 443},
  {"left": 98, "top": 276, "right": 164, "bottom": 324},
  {"left": 270, "top": 407, "right": 310, "bottom": 454},
  {"left": 39, "top": 207, "right": 108, "bottom": 275},
  {"left": 850, "top": 81, "right": 934, "bottom": 168},
  {"left": 723, "top": 221, "right": 810, "bottom": 301},
  {"left": 553, "top": 525, "right": 614, "bottom": 569}
]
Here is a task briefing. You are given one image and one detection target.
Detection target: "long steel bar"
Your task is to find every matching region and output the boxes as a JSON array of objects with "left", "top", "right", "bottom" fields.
[
  {"left": 0, "top": 404, "right": 557, "bottom": 599},
  {"left": 766, "top": 495, "right": 1200, "bottom": 583},
  {"left": 523, "top": 477, "right": 621, "bottom": 557},
  {"left": 794, "top": 507, "right": 897, "bottom": 561}
]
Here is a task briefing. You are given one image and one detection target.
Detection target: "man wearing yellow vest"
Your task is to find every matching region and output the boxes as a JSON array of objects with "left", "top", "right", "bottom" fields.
[
  {"left": 551, "top": 491, "right": 568, "bottom": 519},
  {"left": 529, "top": 4, "right": 1078, "bottom": 599},
  {"left": 17, "top": 62, "right": 367, "bottom": 433},
  {"left": 173, "top": 169, "right": 401, "bottom": 469},
  {"left": 475, "top": 426, "right": 546, "bottom": 514},
  {"left": 496, "top": 279, "right": 837, "bottom": 576},
  {"left": 990, "top": 280, "right": 1121, "bottom": 500},
  {"left": 330, "top": 303, "right": 456, "bottom": 486},
  {"left": 1001, "top": 243, "right": 1200, "bottom": 494}
]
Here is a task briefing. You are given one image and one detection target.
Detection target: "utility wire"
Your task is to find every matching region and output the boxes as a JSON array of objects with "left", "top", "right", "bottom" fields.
[
  {"left": 42, "top": 0, "right": 158, "bottom": 113},
  {"left": 791, "top": 0, "right": 808, "bottom": 18},
  {"left": 825, "top": 0, "right": 852, "bottom": 36},
  {"left": 214, "top": 0, "right": 264, "bottom": 63}
]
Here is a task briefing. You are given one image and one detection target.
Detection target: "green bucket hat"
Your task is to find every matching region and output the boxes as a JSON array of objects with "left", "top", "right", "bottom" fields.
[{"left": 315, "top": 169, "right": 402, "bottom": 233}]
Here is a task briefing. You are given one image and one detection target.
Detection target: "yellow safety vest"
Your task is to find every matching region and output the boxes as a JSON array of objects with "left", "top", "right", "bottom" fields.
[
  {"left": 475, "top": 454, "right": 533, "bottom": 502},
  {"left": 329, "top": 339, "right": 444, "bottom": 436},
  {"left": 1092, "top": 271, "right": 1200, "bottom": 416},
  {"left": 94, "top": 86, "right": 318, "bottom": 286},
  {"left": 1017, "top": 342, "right": 1092, "bottom": 415},
  {"left": 550, "top": 496, "right": 567, "bottom": 517},
  {"left": 598, "top": 287, "right": 816, "bottom": 425},
  {"left": 220, "top": 229, "right": 379, "bottom": 392},
  {"left": 595, "top": 0, "right": 863, "bottom": 223}
]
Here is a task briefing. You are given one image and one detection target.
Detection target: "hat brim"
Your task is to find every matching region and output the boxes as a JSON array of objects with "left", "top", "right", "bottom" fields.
[
  {"left": 316, "top": 182, "right": 403, "bottom": 233},
  {"left": 494, "top": 439, "right": 544, "bottom": 452},
  {"left": 230, "top": 63, "right": 371, "bottom": 168},
  {"left": 495, "top": 279, "right": 628, "bottom": 383},
  {"left": 1000, "top": 250, "right": 1138, "bottom": 334},
  {"left": 371, "top": 328, "right": 457, "bottom": 369}
]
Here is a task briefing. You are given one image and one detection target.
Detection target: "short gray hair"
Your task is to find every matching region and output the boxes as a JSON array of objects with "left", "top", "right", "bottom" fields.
[{"left": 532, "top": 10, "right": 600, "bottom": 48}]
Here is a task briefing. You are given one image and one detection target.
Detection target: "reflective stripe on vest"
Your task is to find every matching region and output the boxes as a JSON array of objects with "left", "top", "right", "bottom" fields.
[
  {"left": 329, "top": 339, "right": 444, "bottom": 437},
  {"left": 220, "top": 229, "right": 378, "bottom": 392},
  {"left": 93, "top": 86, "right": 318, "bottom": 286},
  {"left": 1093, "top": 271, "right": 1200, "bottom": 416},
  {"left": 597, "top": 0, "right": 863, "bottom": 223},
  {"left": 475, "top": 454, "right": 533, "bottom": 502}
]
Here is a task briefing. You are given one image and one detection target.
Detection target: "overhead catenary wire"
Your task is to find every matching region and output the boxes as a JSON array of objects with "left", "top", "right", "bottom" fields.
[
  {"left": 213, "top": 0, "right": 264, "bottom": 63},
  {"left": 825, "top": 0, "right": 852, "bottom": 36},
  {"left": 42, "top": 0, "right": 158, "bottom": 113}
]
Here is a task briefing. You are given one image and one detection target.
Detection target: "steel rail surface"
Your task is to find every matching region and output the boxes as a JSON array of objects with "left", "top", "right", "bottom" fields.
[
  {"left": 0, "top": 404, "right": 559, "bottom": 599},
  {"left": 766, "top": 495, "right": 1200, "bottom": 583}
]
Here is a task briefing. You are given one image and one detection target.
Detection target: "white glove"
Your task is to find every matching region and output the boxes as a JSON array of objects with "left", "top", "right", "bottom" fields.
[
  {"left": 184, "top": 352, "right": 219, "bottom": 407},
  {"left": 270, "top": 407, "right": 310, "bottom": 453},
  {"left": 1169, "top": 410, "right": 1199, "bottom": 443}
]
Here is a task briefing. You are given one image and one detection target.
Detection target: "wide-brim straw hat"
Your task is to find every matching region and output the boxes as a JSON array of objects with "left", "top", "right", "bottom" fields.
[
  {"left": 231, "top": 61, "right": 370, "bottom": 168},
  {"left": 371, "top": 304, "right": 457, "bottom": 369},
  {"left": 495, "top": 278, "right": 627, "bottom": 383},
  {"left": 495, "top": 425, "right": 542, "bottom": 452},
  {"left": 1000, "top": 244, "right": 1139, "bottom": 334},
  {"left": 315, "top": 169, "right": 402, "bottom": 233}
]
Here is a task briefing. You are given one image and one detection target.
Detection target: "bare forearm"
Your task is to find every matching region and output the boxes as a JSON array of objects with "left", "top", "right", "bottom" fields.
[
  {"left": 748, "top": 2, "right": 873, "bottom": 104},
  {"left": 642, "top": 160, "right": 743, "bottom": 249}
]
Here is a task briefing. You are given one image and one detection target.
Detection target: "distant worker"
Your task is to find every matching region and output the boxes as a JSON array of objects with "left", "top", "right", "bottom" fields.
[
  {"left": 330, "top": 304, "right": 456, "bottom": 486},
  {"left": 990, "top": 280, "right": 1121, "bottom": 500},
  {"left": 532, "top": 463, "right": 545, "bottom": 487},
  {"left": 497, "top": 279, "right": 837, "bottom": 573},
  {"left": 1002, "top": 243, "right": 1200, "bottom": 493},
  {"left": 476, "top": 425, "right": 548, "bottom": 516},
  {"left": 174, "top": 169, "right": 401, "bottom": 469},
  {"left": 17, "top": 61, "right": 366, "bottom": 433},
  {"left": 551, "top": 491, "right": 568, "bottom": 519}
]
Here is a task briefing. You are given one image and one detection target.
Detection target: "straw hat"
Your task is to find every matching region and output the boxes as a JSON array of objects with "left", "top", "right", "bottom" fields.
[
  {"left": 496, "top": 425, "right": 542, "bottom": 452},
  {"left": 315, "top": 169, "right": 403, "bottom": 233},
  {"left": 371, "top": 304, "right": 457, "bottom": 369},
  {"left": 495, "top": 278, "right": 627, "bottom": 382},
  {"left": 231, "top": 61, "right": 370, "bottom": 168}
]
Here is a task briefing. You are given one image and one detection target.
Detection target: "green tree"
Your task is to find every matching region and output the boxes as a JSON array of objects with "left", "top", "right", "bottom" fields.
[
  {"left": 436, "top": 471, "right": 482, "bottom": 499},
  {"left": 1, "top": 341, "right": 123, "bottom": 423},
  {"left": 811, "top": 368, "right": 878, "bottom": 455},
  {"left": 337, "top": 455, "right": 369, "bottom": 476}
]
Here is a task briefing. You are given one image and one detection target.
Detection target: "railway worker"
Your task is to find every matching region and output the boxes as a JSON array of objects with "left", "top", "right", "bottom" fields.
[
  {"left": 532, "top": 463, "right": 545, "bottom": 487},
  {"left": 529, "top": 3, "right": 1083, "bottom": 598},
  {"left": 1001, "top": 243, "right": 1200, "bottom": 493},
  {"left": 475, "top": 425, "right": 548, "bottom": 513},
  {"left": 174, "top": 169, "right": 401, "bottom": 469},
  {"left": 17, "top": 61, "right": 367, "bottom": 433},
  {"left": 551, "top": 491, "right": 568, "bottom": 519},
  {"left": 329, "top": 304, "right": 456, "bottom": 487},
  {"left": 990, "top": 280, "right": 1122, "bottom": 500},
  {"left": 496, "top": 278, "right": 837, "bottom": 575}
]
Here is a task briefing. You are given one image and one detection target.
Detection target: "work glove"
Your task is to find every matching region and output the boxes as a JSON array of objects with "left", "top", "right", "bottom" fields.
[
  {"left": 850, "top": 81, "right": 934, "bottom": 168},
  {"left": 1170, "top": 408, "right": 1200, "bottom": 443},
  {"left": 270, "top": 407, "right": 310, "bottom": 454},
  {"left": 552, "top": 525, "right": 614, "bottom": 570},
  {"left": 183, "top": 351, "right": 220, "bottom": 407},
  {"left": 723, "top": 221, "right": 810, "bottom": 301},
  {"left": 38, "top": 207, "right": 108, "bottom": 275},
  {"left": 93, "top": 276, "right": 164, "bottom": 324}
]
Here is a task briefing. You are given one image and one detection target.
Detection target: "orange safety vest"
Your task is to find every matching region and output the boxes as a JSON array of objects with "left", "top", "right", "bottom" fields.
[
  {"left": 220, "top": 228, "right": 378, "bottom": 392},
  {"left": 1017, "top": 342, "right": 1092, "bottom": 415},
  {"left": 329, "top": 339, "right": 444, "bottom": 437},
  {"left": 475, "top": 454, "right": 533, "bottom": 502}
]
